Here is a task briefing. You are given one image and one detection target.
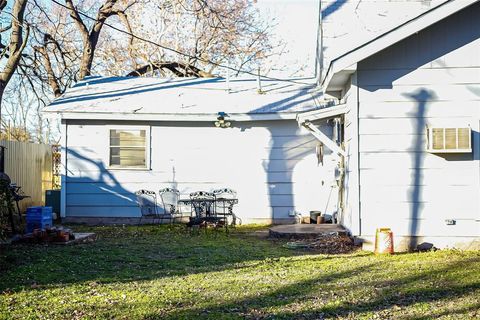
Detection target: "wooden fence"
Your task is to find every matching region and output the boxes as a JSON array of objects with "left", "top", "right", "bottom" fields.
[{"left": 1, "top": 140, "right": 53, "bottom": 213}]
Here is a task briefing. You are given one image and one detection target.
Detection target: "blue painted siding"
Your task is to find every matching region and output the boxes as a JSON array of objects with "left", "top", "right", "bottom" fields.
[{"left": 64, "top": 120, "right": 339, "bottom": 223}]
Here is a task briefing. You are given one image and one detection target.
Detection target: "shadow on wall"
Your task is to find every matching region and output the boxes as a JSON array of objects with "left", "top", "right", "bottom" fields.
[
  {"left": 65, "top": 148, "right": 139, "bottom": 217},
  {"left": 66, "top": 123, "right": 324, "bottom": 221},
  {"left": 356, "top": 2, "right": 480, "bottom": 248},
  {"left": 404, "top": 89, "right": 480, "bottom": 249},
  {"left": 404, "top": 88, "right": 431, "bottom": 250},
  {"left": 228, "top": 121, "right": 317, "bottom": 222},
  {"left": 263, "top": 126, "right": 315, "bottom": 221}
]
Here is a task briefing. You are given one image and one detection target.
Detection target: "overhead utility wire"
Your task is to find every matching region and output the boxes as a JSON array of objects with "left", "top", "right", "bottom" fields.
[{"left": 50, "top": 0, "right": 315, "bottom": 86}]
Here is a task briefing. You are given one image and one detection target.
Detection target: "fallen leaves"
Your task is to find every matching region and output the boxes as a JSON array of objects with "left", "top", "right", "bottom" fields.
[{"left": 283, "top": 233, "right": 359, "bottom": 254}]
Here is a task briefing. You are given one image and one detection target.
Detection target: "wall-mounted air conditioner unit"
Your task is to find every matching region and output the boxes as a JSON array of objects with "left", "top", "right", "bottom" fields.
[{"left": 426, "top": 126, "right": 472, "bottom": 153}]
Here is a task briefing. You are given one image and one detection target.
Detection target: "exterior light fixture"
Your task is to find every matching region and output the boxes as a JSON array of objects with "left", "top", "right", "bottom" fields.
[{"left": 215, "top": 112, "right": 231, "bottom": 128}]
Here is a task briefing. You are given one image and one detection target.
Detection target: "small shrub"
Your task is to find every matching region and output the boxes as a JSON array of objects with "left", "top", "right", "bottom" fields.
[{"left": 0, "top": 180, "right": 16, "bottom": 240}]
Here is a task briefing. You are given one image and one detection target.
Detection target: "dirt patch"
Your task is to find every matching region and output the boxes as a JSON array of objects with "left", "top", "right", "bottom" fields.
[{"left": 283, "top": 234, "right": 360, "bottom": 254}]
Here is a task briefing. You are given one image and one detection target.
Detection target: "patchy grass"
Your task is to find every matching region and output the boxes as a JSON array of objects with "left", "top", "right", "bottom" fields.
[{"left": 1, "top": 225, "right": 479, "bottom": 319}]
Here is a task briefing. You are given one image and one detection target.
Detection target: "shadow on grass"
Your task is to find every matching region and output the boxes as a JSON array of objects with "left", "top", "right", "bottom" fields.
[
  {"left": 156, "top": 255, "right": 480, "bottom": 319},
  {"left": 0, "top": 225, "right": 315, "bottom": 292},
  {"left": 58, "top": 260, "right": 380, "bottom": 320},
  {"left": 3, "top": 226, "right": 479, "bottom": 319}
]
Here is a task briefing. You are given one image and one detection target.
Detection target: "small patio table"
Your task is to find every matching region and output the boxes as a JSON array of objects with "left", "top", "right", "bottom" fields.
[{"left": 178, "top": 195, "right": 239, "bottom": 229}]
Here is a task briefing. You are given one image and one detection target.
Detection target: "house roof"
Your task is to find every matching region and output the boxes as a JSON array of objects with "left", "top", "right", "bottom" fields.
[
  {"left": 43, "top": 76, "right": 323, "bottom": 121},
  {"left": 322, "top": 0, "right": 479, "bottom": 93}
]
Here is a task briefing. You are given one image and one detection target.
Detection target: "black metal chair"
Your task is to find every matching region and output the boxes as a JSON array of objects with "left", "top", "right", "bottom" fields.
[
  {"left": 212, "top": 188, "right": 240, "bottom": 227},
  {"left": 158, "top": 187, "right": 180, "bottom": 223}
]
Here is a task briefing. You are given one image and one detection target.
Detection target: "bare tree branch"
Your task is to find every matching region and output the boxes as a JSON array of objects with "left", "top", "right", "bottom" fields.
[
  {"left": 126, "top": 61, "right": 212, "bottom": 77},
  {"left": 64, "top": 0, "right": 89, "bottom": 41},
  {"left": 0, "top": 0, "right": 29, "bottom": 132},
  {"left": 0, "top": 23, "right": 12, "bottom": 33},
  {"left": 34, "top": 45, "right": 62, "bottom": 97}
]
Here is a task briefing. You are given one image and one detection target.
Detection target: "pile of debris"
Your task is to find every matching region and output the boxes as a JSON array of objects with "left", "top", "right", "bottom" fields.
[
  {"left": 13, "top": 226, "right": 75, "bottom": 244},
  {"left": 283, "top": 232, "right": 359, "bottom": 254}
]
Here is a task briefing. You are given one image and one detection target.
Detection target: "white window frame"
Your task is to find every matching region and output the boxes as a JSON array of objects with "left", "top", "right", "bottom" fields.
[
  {"left": 426, "top": 126, "right": 472, "bottom": 153},
  {"left": 107, "top": 125, "right": 151, "bottom": 170}
]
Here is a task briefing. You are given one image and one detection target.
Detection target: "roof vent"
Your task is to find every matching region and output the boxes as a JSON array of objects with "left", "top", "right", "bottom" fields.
[
  {"left": 256, "top": 67, "right": 265, "bottom": 94},
  {"left": 426, "top": 126, "right": 471, "bottom": 153}
]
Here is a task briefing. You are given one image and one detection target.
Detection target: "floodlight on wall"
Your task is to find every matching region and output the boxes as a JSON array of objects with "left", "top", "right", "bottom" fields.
[{"left": 215, "top": 112, "right": 231, "bottom": 128}]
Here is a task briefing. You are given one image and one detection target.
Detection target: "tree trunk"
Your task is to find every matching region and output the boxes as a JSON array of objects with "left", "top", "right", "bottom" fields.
[
  {"left": 0, "top": 0, "right": 29, "bottom": 131},
  {"left": 36, "top": 46, "right": 63, "bottom": 97},
  {"left": 0, "top": 82, "right": 5, "bottom": 133},
  {"left": 79, "top": 40, "right": 94, "bottom": 80}
]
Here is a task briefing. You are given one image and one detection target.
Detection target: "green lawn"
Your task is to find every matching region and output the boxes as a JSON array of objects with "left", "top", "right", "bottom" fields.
[{"left": 1, "top": 225, "right": 479, "bottom": 319}]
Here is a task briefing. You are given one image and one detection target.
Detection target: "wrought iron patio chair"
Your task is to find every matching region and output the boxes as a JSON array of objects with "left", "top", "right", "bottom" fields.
[
  {"left": 135, "top": 190, "right": 160, "bottom": 225},
  {"left": 212, "top": 188, "right": 240, "bottom": 227},
  {"left": 158, "top": 187, "right": 180, "bottom": 223}
]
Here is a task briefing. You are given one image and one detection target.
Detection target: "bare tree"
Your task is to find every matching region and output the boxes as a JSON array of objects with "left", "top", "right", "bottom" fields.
[
  {"left": 96, "top": 0, "right": 278, "bottom": 77},
  {"left": 0, "top": 0, "right": 279, "bottom": 143},
  {"left": 64, "top": 0, "right": 134, "bottom": 80},
  {"left": 0, "top": 0, "right": 29, "bottom": 130}
]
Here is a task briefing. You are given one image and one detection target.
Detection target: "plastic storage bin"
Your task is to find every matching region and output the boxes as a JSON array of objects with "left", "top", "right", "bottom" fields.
[
  {"left": 26, "top": 206, "right": 53, "bottom": 233},
  {"left": 26, "top": 206, "right": 53, "bottom": 218}
]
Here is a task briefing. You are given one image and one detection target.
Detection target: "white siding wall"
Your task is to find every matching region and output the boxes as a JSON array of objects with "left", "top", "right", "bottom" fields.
[
  {"left": 356, "top": 3, "right": 480, "bottom": 238},
  {"left": 64, "top": 120, "right": 338, "bottom": 223},
  {"left": 341, "top": 75, "right": 361, "bottom": 236},
  {"left": 321, "top": 0, "right": 445, "bottom": 75}
]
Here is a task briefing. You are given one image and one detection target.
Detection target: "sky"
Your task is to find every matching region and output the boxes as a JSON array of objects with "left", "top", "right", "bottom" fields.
[
  {"left": 253, "top": 0, "right": 448, "bottom": 79},
  {"left": 255, "top": 0, "right": 321, "bottom": 78}
]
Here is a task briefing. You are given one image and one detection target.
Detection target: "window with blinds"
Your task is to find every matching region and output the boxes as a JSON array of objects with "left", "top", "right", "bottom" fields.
[
  {"left": 109, "top": 129, "right": 147, "bottom": 168},
  {"left": 426, "top": 127, "right": 472, "bottom": 153}
]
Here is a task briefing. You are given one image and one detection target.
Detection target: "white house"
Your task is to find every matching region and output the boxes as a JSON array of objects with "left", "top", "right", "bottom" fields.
[
  {"left": 315, "top": 0, "right": 480, "bottom": 250},
  {"left": 44, "top": 0, "right": 480, "bottom": 250},
  {"left": 44, "top": 77, "right": 343, "bottom": 225}
]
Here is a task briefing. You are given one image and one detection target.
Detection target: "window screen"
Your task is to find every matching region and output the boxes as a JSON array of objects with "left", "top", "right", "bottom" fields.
[
  {"left": 427, "top": 127, "right": 472, "bottom": 153},
  {"left": 109, "top": 129, "right": 146, "bottom": 168}
]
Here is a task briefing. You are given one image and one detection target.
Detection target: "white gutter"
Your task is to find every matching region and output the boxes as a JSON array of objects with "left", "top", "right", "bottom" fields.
[{"left": 43, "top": 111, "right": 301, "bottom": 122}]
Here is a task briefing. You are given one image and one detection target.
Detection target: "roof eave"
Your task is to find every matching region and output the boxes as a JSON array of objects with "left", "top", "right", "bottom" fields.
[{"left": 42, "top": 111, "right": 302, "bottom": 122}]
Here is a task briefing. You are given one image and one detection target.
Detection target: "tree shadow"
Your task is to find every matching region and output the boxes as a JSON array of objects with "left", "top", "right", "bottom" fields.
[
  {"left": 65, "top": 147, "right": 139, "bottom": 216},
  {"left": 50, "top": 77, "right": 222, "bottom": 106},
  {"left": 250, "top": 85, "right": 320, "bottom": 114},
  {"left": 145, "top": 260, "right": 380, "bottom": 319},
  {"left": 356, "top": 2, "right": 480, "bottom": 249},
  {"left": 322, "top": 0, "right": 348, "bottom": 19},
  {"left": 263, "top": 125, "right": 319, "bottom": 222},
  {"left": 0, "top": 225, "right": 323, "bottom": 293},
  {"left": 158, "top": 255, "right": 480, "bottom": 319},
  {"left": 403, "top": 89, "right": 431, "bottom": 250}
]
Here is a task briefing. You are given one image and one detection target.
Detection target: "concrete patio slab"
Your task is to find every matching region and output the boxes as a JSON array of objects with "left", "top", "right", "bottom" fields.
[{"left": 51, "top": 233, "right": 96, "bottom": 245}]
